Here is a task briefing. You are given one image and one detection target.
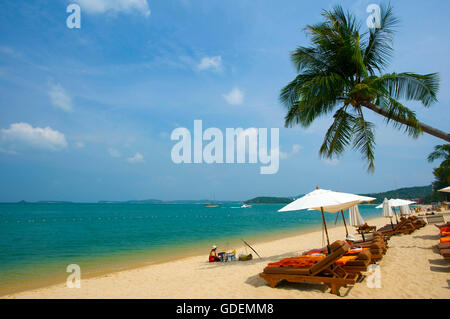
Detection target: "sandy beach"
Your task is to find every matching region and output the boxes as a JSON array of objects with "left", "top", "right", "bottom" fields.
[{"left": 3, "top": 213, "right": 450, "bottom": 299}]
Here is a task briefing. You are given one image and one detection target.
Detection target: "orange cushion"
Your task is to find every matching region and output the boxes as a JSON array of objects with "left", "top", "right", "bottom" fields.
[
  {"left": 440, "top": 236, "right": 450, "bottom": 243},
  {"left": 336, "top": 256, "right": 358, "bottom": 266},
  {"left": 267, "top": 256, "right": 324, "bottom": 268}
]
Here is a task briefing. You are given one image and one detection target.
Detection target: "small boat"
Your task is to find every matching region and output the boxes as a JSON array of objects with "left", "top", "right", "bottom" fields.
[
  {"left": 205, "top": 194, "right": 220, "bottom": 207},
  {"left": 241, "top": 203, "right": 251, "bottom": 208},
  {"left": 204, "top": 203, "right": 220, "bottom": 208}
]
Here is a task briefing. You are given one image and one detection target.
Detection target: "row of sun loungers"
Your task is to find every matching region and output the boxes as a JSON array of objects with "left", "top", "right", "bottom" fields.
[
  {"left": 437, "top": 222, "right": 450, "bottom": 263},
  {"left": 260, "top": 241, "right": 361, "bottom": 296},
  {"left": 259, "top": 216, "right": 426, "bottom": 296}
]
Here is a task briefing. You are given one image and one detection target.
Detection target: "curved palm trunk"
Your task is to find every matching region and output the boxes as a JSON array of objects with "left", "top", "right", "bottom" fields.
[{"left": 362, "top": 102, "right": 450, "bottom": 142}]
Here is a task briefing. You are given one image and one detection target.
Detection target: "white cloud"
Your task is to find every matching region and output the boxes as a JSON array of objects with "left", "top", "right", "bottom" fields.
[
  {"left": 322, "top": 158, "right": 339, "bottom": 166},
  {"left": 1, "top": 122, "right": 67, "bottom": 151},
  {"left": 223, "top": 88, "right": 244, "bottom": 105},
  {"left": 48, "top": 84, "right": 73, "bottom": 112},
  {"left": 127, "top": 152, "right": 144, "bottom": 163},
  {"left": 75, "top": 141, "right": 85, "bottom": 148},
  {"left": 108, "top": 148, "right": 122, "bottom": 158},
  {"left": 198, "top": 56, "right": 222, "bottom": 72},
  {"left": 292, "top": 144, "right": 302, "bottom": 154},
  {"left": 280, "top": 144, "right": 302, "bottom": 159},
  {"left": 75, "top": 0, "right": 151, "bottom": 17}
]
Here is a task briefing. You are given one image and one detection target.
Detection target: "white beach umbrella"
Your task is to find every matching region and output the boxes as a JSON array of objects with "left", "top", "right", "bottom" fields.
[
  {"left": 376, "top": 198, "right": 415, "bottom": 208},
  {"left": 399, "top": 205, "right": 412, "bottom": 215},
  {"left": 438, "top": 186, "right": 450, "bottom": 193},
  {"left": 380, "top": 198, "right": 395, "bottom": 229},
  {"left": 348, "top": 205, "right": 365, "bottom": 227},
  {"left": 380, "top": 198, "right": 393, "bottom": 217},
  {"left": 278, "top": 188, "right": 375, "bottom": 246}
]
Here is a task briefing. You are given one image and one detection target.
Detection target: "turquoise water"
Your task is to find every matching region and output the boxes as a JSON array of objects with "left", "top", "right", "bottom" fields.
[{"left": 0, "top": 202, "right": 382, "bottom": 294}]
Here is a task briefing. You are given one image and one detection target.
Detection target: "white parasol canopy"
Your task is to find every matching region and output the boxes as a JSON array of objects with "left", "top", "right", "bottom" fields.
[
  {"left": 348, "top": 205, "right": 365, "bottom": 227},
  {"left": 438, "top": 186, "right": 450, "bottom": 193},
  {"left": 376, "top": 198, "right": 416, "bottom": 209},
  {"left": 279, "top": 189, "right": 376, "bottom": 213},
  {"left": 278, "top": 188, "right": 375, "bottom": 246}
]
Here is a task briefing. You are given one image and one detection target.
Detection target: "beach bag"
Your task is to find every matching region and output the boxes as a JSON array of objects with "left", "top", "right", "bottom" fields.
[{"left": 239, "top": 253, "right": 253, "bottom": 261}]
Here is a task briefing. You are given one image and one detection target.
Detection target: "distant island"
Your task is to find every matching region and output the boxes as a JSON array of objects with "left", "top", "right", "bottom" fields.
[
  {"left": 245, "top": 196, "right": 295, "bottom": 204},
  {"left": 11, "top": 185, "right": 436, "bottom": 205}
]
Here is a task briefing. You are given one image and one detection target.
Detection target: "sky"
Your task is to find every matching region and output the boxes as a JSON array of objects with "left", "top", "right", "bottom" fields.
[{"left": 0, "top": 0, "right": 449, "bottom": 202}]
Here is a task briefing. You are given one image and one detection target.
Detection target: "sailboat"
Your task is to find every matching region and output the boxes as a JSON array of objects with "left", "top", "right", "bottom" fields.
[{"left": 204, "top": 194, "right": 220, "bottom": 207}]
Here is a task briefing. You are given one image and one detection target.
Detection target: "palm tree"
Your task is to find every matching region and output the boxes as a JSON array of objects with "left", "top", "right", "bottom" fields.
[
  {"left": 280, "top": 4, "right": 449, "bottom": 172},
  {"left": 428, "top": 144, "right": 450, "bottom": 190}
]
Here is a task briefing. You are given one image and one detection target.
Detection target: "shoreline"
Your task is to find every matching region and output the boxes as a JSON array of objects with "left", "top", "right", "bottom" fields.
[
  {"left": 0, "top": 221, "right": 326, "bottom": 297},
  {"left": 1, "top": 214, "right": 425, "bottom": 299}
]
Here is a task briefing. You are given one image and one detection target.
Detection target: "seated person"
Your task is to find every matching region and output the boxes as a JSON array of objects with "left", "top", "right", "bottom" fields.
[{"left": 209, "top": 245, "right": 221, "bottom": 262}]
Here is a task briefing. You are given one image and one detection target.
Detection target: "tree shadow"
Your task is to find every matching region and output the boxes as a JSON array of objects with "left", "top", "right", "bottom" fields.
[{"left": 245, "top": 273, "right": 355, "bottom": 297}]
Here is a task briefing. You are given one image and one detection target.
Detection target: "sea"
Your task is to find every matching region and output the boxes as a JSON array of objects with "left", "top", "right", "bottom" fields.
[{"left": 0, "top": 202, "right": 382, "bottom": 295}]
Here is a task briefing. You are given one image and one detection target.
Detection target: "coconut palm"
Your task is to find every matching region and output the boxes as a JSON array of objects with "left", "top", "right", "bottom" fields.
[
  {"left": 428, "top": 144, "right": 450, "bottom": 190},
  {"left": 280, "top": 4, "right": 449, "bottom": 171}
]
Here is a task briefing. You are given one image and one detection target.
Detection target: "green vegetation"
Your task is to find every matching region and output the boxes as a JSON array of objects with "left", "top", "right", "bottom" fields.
[
  {"left": 280, "top": 4, "right": 448, "bottom": 172},
  {"left": 425, "top": 144, "right": 450, "bottom": 202},
  {"left": 360, "top": 185, "right": 432, "bottom": 204},
  {"left": 246, "top": 185, "right": 433, "bottom": 204}
]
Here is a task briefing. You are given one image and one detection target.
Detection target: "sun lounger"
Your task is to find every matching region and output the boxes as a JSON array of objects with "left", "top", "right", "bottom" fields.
[
  {"left": 438, "top": 242, "right": 450, "bottom": 250},
  {"left": 356, "top": 223, "right": 377, "bottom": 234},
  {"left": 340, "top": 250, "right": 372, "bottom": 273},
  {"left": 426, "top": 214, "right": 445, "bottom": 224},
  {"left": 378, "top": 218, "right": 416, "bottom": 236},
  {"left": 260, "top": 240, "right": 359, "bottom": 296},
  {"left": 435, "top": 221, "right": 450, "bottom": 229},
  {"left": 440, "top": 249, "right": 450, "bottom": 258},
  {"left": 353, "top": 242, "right": 385, "bottom": 260},
  {"left": 408, "top": 216, "right": 426, "bottom": 228}
]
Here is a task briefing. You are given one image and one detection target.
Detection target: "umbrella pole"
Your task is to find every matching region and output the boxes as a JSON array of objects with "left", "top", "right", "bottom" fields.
[
  {"left": 340, "top": 210, "right": 348, "bottom": 236},
  {"left": 393, "top": 207, "right": 399, "bottom": 224},
  {"left": 320, "top": 207, "right": 331, "bottom": 253},
  {"left": 390, "top": 218, "right": 394, "bottom": 230},
  {"left": 362, "top": 232, "right": 366, "bottom": 242}
]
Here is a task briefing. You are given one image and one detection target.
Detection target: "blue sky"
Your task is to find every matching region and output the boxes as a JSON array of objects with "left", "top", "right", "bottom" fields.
[{"left": 0, "top": 0, "right": 449, "bottom": 202}]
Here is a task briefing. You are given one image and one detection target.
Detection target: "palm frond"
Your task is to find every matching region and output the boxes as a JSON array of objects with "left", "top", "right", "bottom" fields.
[
  {"left": 319, "top": 107, "right": 355, "bottom": 158},
  {"left": 427, "top": 144, "right": 450, "bottom": 162},
  {"left": 378, "top": 72, "right": 440, "bottom": 107},
  {"left": 362, "top": 3, "right": 399, "bottom": 74},
  {"left": 352, "top": 110, "right": 376, "bottom": 172},
  {"left": 377, "top": 95, "right": 422, "bottom": 138}
]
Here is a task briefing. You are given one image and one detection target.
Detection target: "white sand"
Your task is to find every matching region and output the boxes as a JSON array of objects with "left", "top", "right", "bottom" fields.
[{"left": 3, "top": 214, "right": 450, "bottom": 299}]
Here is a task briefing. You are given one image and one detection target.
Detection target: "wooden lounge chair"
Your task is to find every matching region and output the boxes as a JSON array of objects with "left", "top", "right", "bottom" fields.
[
  {"left": 426, "top": 214, "right": 445, "bottom": 224},
  {"left": 378, "top": 218, "right": 415, "bottom": 236},
  {"left": 353, "top": 242, "right": 385, "bottom": 261},
  {"left": 356, "top": 223, "right": 377, "bottom": 234},
  {"left": 260, "top": 240, "right": 359, "bottom": 296},
  {"left": 341, "top": 250, "right": 372, "bottom": 273},
  {"left": 408, "top": 216, "right": 426, "bottom": 228}
]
